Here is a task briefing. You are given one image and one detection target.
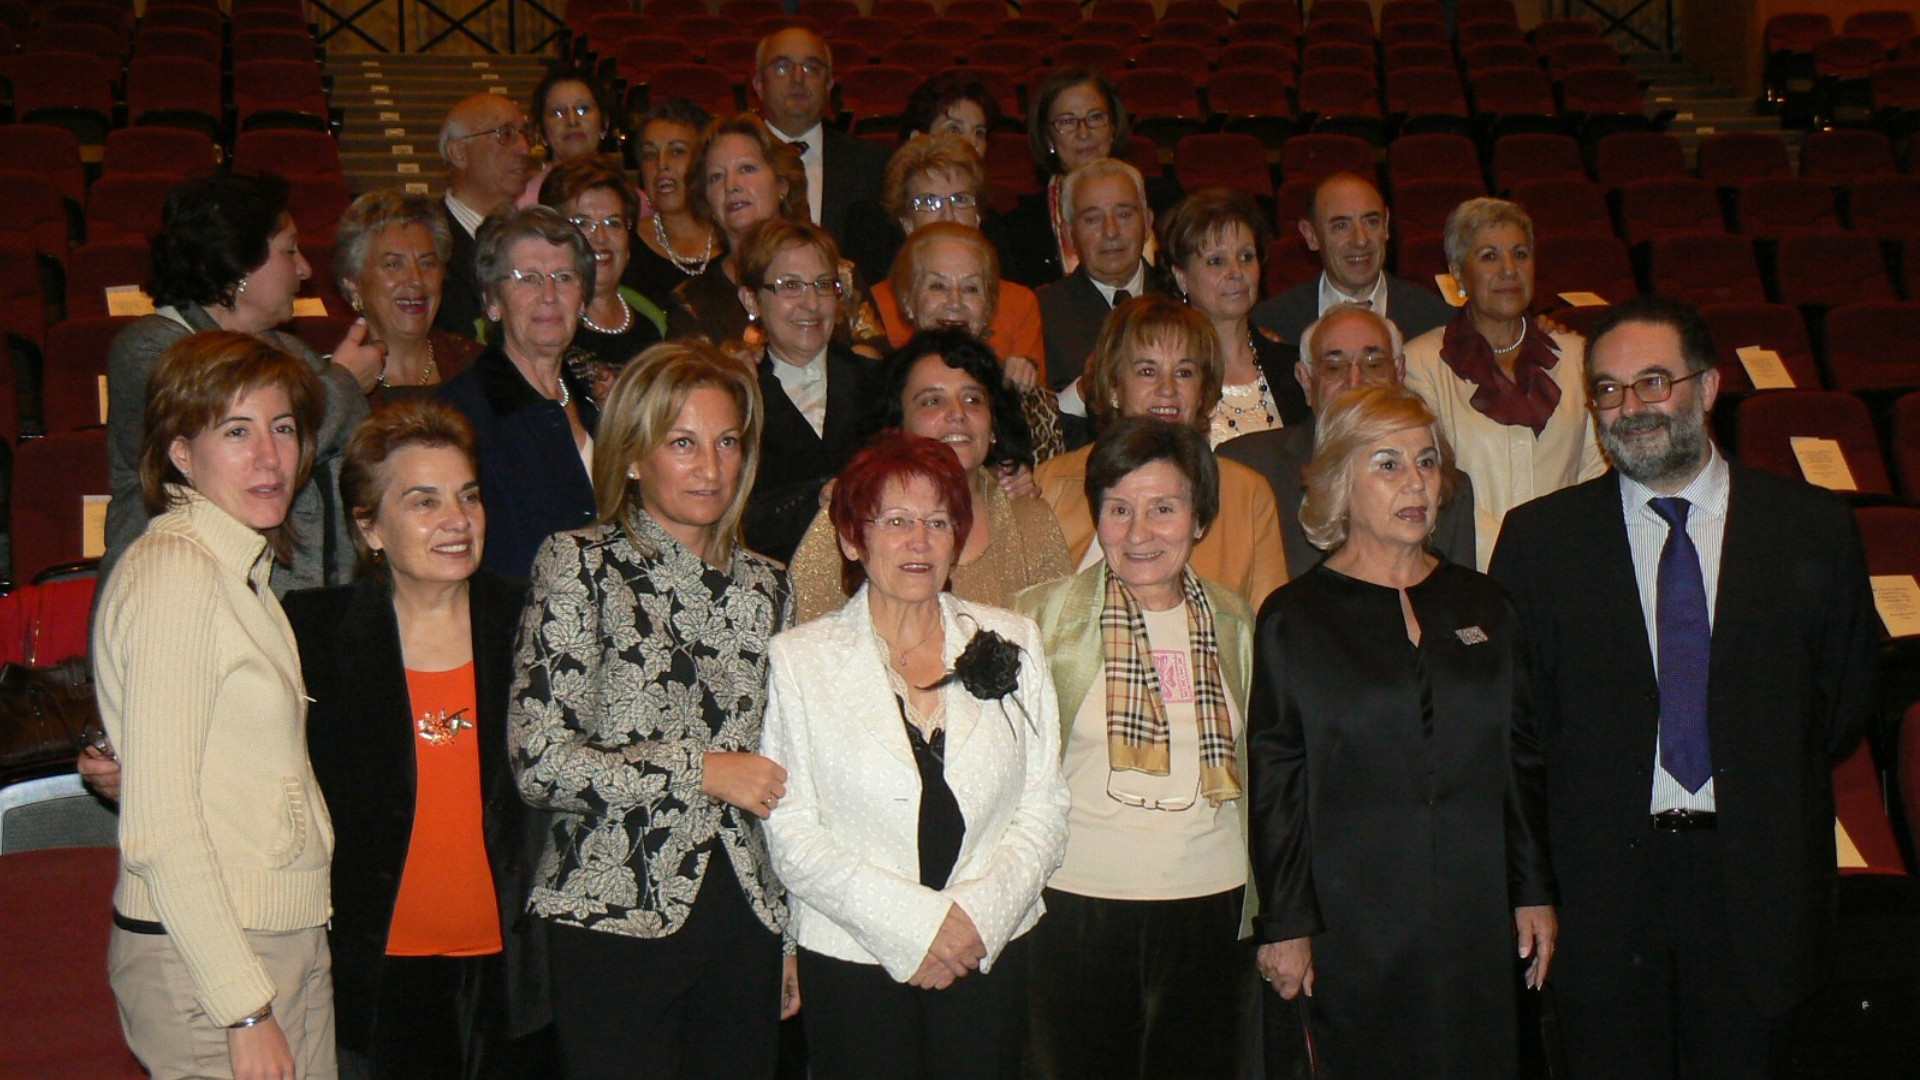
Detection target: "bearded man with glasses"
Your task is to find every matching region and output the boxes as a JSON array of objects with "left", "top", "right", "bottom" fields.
[{"left": 1490, "top": 295, "right": 1876, "bottom": 1080}]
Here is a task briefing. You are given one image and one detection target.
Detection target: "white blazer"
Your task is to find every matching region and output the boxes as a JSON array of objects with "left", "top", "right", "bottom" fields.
[{"left": 760, "top": 590, "right": 1070, "bottom": 982}]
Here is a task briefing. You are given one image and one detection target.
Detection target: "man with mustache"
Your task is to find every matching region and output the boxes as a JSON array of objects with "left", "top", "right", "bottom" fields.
[
  {"left": 1249, "top": 172, "right": 1454, "bottom": 347},
  {"left": 1489, "top": 296, "right": 1876, "bottom": 1080}
]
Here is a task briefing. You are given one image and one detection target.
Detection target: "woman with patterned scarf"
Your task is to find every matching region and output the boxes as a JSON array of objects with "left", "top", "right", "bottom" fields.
[
  {"left": 1401, "top": 197, "right": 1607, "bottom": 570},
  {"left": 1014, "top": 417, "right": 1260, "bottom": 1080}
]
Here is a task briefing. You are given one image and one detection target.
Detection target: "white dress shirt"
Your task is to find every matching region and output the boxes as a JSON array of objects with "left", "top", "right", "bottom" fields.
[
  {"left": 1621, "top": 447, "right": 1730, "bottom": 814},
  {"left": 770, "top": 348, "right": 829, "bottom": 437},
  {"left": 772, "top": 123, "right": 825, "bottom": 226},
  {"left": 444, "top": 192, "right": 484, "bottom": 237},
  {"left": 1316, "top": 270, "right": 1390, "bottom": 321}
]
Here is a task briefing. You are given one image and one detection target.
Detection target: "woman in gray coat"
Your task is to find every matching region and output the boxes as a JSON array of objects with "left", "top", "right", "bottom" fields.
[{"left": 101, "top": 173, "right": 383, "bottom": 593}]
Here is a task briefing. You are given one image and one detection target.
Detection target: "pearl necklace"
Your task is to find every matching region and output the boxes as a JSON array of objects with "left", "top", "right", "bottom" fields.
[
  {"left": 581, "top": 297, "right": 635, "bottom": 335},
  {"left": 654, "top": 213, "right": 715, "bottom": 275},
  {"left": 1490, "top": 319, "right": 1528, "bottom": 355},
  {"left": 376, "top": 338, "right": 438, "bottom": 388},
  {"left": 555, "top": 377, "right": 571, "bottom": 409}
]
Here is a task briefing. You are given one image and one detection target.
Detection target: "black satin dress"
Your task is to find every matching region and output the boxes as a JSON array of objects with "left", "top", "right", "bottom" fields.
[{"left": 1246, "top": 560, "right": 1553, "bottom": 1079}]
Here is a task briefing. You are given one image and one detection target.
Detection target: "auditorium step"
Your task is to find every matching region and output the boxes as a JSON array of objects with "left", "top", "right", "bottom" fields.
[
  {"left": 1628, "top": 52, "right": 1797, "bottom": 167},
  {"left": 326, "top": 52, "right": 547, "bottom": 196}
]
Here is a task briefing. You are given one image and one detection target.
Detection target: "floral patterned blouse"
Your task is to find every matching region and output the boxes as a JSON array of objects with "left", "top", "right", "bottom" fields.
[{"left": 510, "top": 507, "right": 793, "bottom": 941}]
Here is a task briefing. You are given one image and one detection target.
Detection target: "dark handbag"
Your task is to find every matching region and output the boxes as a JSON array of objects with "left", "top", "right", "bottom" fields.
[{"left": 0, "top": 658, "right": 98, "bottom": 783}]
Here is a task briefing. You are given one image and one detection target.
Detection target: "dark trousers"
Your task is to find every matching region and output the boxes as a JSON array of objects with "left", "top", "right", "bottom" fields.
[
  {"left": 799, "top": 934, "right": 1030, "bottom": 1080},
  {"left": 1027, "top": 887, "right": 1253, "bottom": 1080},
  {"left": 1558, "top": 827, "right": 1787, "bottom": 1080},
  {"left": 547, "top": 857, "right": 783, "bottom": 1080}
]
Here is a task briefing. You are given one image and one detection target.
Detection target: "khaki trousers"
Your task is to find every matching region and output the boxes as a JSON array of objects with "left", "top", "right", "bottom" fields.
[{"left": 109, "top": 924, "right": 338, "bottom": 1080}]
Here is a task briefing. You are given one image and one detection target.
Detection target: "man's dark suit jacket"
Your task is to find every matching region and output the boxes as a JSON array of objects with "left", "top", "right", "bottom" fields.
[
  {"left": 1248, "top": 273, "right": 1457, "bottom": 345},
  {"left": 746, "top": 343, "right": 880, "bottom": 564},
  {"left": 434, "top": 201, "right": 487, "bottom": 340},
  {"left": 1037, "top": 263, "right": 1155, "bottom": 394},
  {"left": 289, "top": 571, "right": 550, "bottom": 1055},
  {"left": 1488, "top": 464, "right": 1877, "bottom": 1018},
  {"left": 1218, "top": 418, "right": 1478, "bottom": 579},
  {"left": 817, "top": 126, "right": 890, "bottom": 245}
]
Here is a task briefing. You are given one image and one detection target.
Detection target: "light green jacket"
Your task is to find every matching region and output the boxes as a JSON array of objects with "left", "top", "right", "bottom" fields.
[{"left": 1011, "top": 562, "right": 1261, "bottom": 937}]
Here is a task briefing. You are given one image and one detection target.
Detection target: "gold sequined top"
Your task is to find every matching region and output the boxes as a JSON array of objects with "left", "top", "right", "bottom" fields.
[{"left": 787, "top": 471, "right": 1074, "bottom": 625}]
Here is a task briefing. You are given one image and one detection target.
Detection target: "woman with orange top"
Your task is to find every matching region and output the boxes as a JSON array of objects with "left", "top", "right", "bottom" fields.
[{"left": 290, "top": 398, "right": 554, "bottom": 1079}]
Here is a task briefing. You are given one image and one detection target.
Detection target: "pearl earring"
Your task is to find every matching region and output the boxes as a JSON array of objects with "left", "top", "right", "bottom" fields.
[{"left": 236, "top": 278, "right": 248, "bottom": 296}]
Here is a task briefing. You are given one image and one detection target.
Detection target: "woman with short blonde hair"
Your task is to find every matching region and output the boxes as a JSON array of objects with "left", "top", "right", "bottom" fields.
[
  {"left": 1299, "top": 383, "right": 1457, "bottom": 552},
  {"left": 1249, "top": 385, "right": 1554, "bottom": 1079}
]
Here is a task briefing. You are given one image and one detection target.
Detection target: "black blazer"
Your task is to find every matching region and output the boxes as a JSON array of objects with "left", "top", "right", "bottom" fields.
[
  {"left": 1488, "top": 464, "right": 1877, "bottom": 1017},
  {"left": 434, "top": 202, "right": 487, "bottom": 342},
  {"left": 1247, "top": 273, "right": 1458, "bottom": 346},
  {"left": 746, "top": 343, "right": 879, "bottom": 563},
  {"left": 1250, "top": 330, "right": 1312, "bottom": 429},
  {"left": 819, "top": 126, "right": 891, "bottom": 243},
  {"left": 289, "top": 571, "right": 549, "bottom": 1056},
  {"left": 1219, "top": 415, "right": 1478, "bottom": 579},
  {"left": 1037, "top": 263, "right": 1162, "bottom": 394},
  {"left": 439, "top": 347, "right": 600, "bottom": 581}
]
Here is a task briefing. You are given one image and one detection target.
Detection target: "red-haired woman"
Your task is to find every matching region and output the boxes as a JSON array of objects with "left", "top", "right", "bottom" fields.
[{"left": 759, "top": 431, "right": 1070, "bottom": 1078}]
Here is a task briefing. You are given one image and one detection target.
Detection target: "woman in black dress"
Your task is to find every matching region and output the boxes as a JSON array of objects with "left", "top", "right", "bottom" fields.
[{"left": 1247, "top": 385, "right": 1557, "bottom": 1079}]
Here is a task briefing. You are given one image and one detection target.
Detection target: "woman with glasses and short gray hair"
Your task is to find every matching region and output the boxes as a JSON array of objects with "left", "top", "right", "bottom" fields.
[{"left": 438, "top": 205, "right": 601, "bottom": 578}]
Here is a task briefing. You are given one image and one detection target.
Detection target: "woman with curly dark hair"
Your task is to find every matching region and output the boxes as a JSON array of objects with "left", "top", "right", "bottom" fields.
[
  {"left": 101, "top": 172, "right": 384, "bottom": 592},
  {"left": 785, "top": 329, "right": 1070, "bottom": 622}
]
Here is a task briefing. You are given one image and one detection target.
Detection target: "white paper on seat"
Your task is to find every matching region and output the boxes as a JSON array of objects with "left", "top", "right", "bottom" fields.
[
  {"left": 82, "top": 495, "right": 108, "bottom": 558},
  {"left": 1557, "top": 291, "right": 1608, "bottom": 307},
  {"left": 1789, "top": 437, "right": 1858, "bottom": 491},
  {"left": 1869, "top": 575, "right": 1920, "bottom": 638},
  {"left": 1736, "top": 346, "right": 1796, "bottom": 389}
]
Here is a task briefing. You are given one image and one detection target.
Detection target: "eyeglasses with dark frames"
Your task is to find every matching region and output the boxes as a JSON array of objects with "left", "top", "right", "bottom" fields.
[{"left": 1588, "top": 369, "right": 1708, "bottom": 410}]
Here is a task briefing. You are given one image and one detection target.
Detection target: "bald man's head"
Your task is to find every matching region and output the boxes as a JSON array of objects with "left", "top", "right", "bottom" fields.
[
  {"left": 1295, "top": 303, "right": 1406, "bottom": 412},
  {"left": 440, "top": 93, "right": 533, "bottom": 216},
  {"left": 752, "top": 29, "right": 833, "bottom": 137}
]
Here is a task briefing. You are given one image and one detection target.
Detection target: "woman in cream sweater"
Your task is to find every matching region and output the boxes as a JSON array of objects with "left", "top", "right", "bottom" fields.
[{"left": 92, "top": 330, "right": 336, "bottom": 1080}]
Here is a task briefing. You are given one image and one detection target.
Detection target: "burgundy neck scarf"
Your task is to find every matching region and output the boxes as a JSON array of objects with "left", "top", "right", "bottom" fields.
[{"left": 1437, "top": 310, "right": 1563, "bottom": 436}]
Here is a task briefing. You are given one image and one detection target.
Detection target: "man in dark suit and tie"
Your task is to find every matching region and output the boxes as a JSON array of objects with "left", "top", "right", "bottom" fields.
[
  {"left": 750, "top": 27, "right": 890, "bottom": 243},
  {"left": 1036, "top": 158, "right": 1158, "bottom": 409},
  {"left": 1219, "top": 302, "right": 1477, "bottom": 578},
  {"left": 434, "top": 93, "right": 534, "bottom": 340},
  {"left": 1489, "top": 296, "right": 1877, "bottom": 1079},
  {"left": 1249, "top": 172, "right": 1455, "bottom": 346}
]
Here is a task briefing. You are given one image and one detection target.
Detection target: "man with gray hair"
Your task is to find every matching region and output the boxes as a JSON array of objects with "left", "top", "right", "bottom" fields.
[
  {"left": 1219, "top": 302, "right": 1478, "bottom": 577},
  {"left": 1038, "top": 158, "right": 1159, "bottom": 420},
  {"left": 434, "top": 93, "right": 533, "bottom": 338}
]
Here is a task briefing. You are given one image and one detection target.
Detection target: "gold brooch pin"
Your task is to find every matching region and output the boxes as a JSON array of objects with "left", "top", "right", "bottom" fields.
[{"left": 417, "top": 708, "right": 474, "bottom": 746}]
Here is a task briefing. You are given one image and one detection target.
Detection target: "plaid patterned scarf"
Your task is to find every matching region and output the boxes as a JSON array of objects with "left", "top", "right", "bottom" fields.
[{"left": 1101, "top": 566, "right": 1242, "bottom": 806}]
